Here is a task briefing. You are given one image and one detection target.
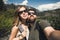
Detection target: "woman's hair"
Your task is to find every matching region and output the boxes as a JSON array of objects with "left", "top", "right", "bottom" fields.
[{"left": 13, "top": 5, "right": 28, "bottom": 26}]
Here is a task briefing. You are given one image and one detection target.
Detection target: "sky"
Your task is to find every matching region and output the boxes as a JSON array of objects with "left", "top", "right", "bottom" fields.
[{"left": 3, "top": 0, "right": 60, "bottom": 11}]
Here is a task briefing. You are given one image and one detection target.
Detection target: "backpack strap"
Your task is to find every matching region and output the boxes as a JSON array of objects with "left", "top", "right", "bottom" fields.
[{"left": 18, "top": 23, "right": 24, "bottom": 33}]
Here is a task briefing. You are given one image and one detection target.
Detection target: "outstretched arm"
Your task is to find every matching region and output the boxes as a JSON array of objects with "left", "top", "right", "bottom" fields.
[
  {"left": 39, "top": 20, "right": 55, "bottom": 38},
  {"left": 48, "top": 30, "right": 60, "bottom": 40},
  {"left": 39, "top": 20, "right": 60, "bottom": 40}
]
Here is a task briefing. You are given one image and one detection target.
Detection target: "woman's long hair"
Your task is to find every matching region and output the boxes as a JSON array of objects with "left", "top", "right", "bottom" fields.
[{"left": 13, "top": 5, "right": 28, "bottom": 26}]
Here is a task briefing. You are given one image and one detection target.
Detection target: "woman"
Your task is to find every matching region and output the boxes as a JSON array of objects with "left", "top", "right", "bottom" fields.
[{"left": 9, "top": 5, "right": 29, "bottom": 40}]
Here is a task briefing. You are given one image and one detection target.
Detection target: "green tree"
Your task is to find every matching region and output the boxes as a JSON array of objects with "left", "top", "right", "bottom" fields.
[{"left": 0, "top": 0, "right": 4, "bottom": 11}]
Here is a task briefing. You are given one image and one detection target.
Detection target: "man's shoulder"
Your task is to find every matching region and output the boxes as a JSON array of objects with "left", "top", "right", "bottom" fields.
[
  {"left": 36, "top": 19, "right": 47, "bottom": 23},
  {"left": 36, "top": 19, "right": 51, "bottom": 29},
  {"left": 36, "top": 19, "right": 51, "bottom": 27}
]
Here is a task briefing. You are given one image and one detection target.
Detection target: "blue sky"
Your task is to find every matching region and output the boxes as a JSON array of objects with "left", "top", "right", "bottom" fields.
[
  {"left": 28, "top": 0, "right": 60, "bottom": 7},
  {"left": 3, "top": 0, "right": 60, "bottom": 11},
  {"left": 4, "top": 0, "right": 60, "bottom": 7}
]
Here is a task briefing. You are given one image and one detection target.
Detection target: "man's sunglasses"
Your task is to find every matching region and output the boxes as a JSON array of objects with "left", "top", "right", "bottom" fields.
[
  {"left": 18, "top": 10, "right": 28, "bottom": 14},
  {"left": 28, "top": 12, "right": 35, "bottom": 15}
]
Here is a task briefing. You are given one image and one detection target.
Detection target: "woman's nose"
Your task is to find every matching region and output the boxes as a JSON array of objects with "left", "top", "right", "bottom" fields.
[{"left": 23, "top": 13, "right": 25, "bottom": 15}]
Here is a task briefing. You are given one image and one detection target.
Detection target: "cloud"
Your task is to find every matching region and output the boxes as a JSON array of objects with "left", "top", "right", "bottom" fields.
[
  {"left": 37, "top": 2, "right": 60, "bottom": 11},
  {"left": 21, "top": 0, "right": 28, "bottom": 5},
  {"left": 14, "top": 0, "right": 28, "bottom": 5},
  {"left": 3, "top": 0, "right": 28, "bottom": 5},
  {"left": 3, "top": 0, "right": 8, "bottom": 4}
]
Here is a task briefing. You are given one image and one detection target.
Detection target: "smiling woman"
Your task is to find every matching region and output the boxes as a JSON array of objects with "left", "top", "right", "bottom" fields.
[{"left": 9, "top": 5, "right": 29, "bottom": 40}]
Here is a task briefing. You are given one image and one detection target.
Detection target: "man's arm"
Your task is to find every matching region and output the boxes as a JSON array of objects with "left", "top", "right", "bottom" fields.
[
  {"left": 39, "top": 20, "right": 60, "bottom": 40},
  {"left": 38, "top": 20, "right": 55, "bottom": 37},
  {"left": 48, "top": 30, "right": 60, "bottom": 40}
]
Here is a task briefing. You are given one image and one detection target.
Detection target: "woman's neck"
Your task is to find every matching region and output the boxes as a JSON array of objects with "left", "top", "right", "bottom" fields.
[{"left": 21, "top": 19, "right": 27, "bottom": 25}]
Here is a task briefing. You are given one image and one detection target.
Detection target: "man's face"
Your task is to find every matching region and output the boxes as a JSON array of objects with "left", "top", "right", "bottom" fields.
[{"left": 28, "top": 10, "right": 37, "bottom": 22}]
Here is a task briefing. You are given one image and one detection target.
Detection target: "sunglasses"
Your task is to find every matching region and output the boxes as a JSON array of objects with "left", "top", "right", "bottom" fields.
[
  {"left": 18, "top": 10, "right": 28, "bottom": 14},
  {"left": 28, "top": 12, "right": 35, "bottom": 15}
]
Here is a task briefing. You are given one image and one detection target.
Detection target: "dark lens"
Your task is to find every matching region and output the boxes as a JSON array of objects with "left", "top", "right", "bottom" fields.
[
  {"left": 24, "top": 10, "right": 27, "bottom": 12},
  {"left": 28, "top": 12, "right": 35, "bottom": 15},
  {"left": 18, "top": 10, "right": 27, "bottom": 14}
]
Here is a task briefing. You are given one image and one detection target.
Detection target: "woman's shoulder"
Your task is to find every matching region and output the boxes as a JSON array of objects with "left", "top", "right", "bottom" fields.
[{"left": 12, "top": 25, "right": 18, "bottom": 30}]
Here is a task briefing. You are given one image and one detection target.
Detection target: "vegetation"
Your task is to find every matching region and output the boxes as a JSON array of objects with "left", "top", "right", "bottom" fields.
[
  {"left": 0, "top": 9, "right": 15, "bottom": 37},
  {"left": 38, "top": 9, "right": 60, "bottom": 30}
]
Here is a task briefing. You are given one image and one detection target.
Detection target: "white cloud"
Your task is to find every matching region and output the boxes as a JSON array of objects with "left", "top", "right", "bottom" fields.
[
  {"left": 37, "top": 2, "right": 60, "bottom": 11},
  {"left": 21, "top": 0, "right": 28, "bottom": 5},
  {"left": 14, "top": 0, "right": 28, "bottom": 5},
  {"left": 3, "top": 0, "right": 8, "bottom": 4},
  {"left": 3, "top": 0, "right": 28, "bottom": 5}
]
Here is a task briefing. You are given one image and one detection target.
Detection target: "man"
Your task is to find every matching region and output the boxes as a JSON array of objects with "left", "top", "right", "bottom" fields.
[{"left": 28, "top": 8, "right": 60, "bottom": 40}]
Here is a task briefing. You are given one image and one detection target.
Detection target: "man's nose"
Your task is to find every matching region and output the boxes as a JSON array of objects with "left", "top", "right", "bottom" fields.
[{"left": 30, "top": 13, "right": 33, "bottom": 15}]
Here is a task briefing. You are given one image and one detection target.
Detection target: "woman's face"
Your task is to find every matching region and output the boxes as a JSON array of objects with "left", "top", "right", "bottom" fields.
[{"left": 18, "top": 7, "right": 28, "bottom": 20}]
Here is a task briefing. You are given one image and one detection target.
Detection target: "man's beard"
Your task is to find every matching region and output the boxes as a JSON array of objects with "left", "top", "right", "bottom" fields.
[
  {"left": 27, "top": 18, "right": 36, "bottom": 23},
  {"left": 27, "top": 15, "right": 36, "bottom": 23}
]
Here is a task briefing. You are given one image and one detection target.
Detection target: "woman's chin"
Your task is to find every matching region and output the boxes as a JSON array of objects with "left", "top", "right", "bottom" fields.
[{"left": 23, "top": 18, "right": 27, "bottom": 20}]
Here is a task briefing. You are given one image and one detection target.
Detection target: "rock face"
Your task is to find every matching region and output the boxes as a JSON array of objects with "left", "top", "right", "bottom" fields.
[{"left": 0, "top": 35, "right": 10, "bottom": 40}]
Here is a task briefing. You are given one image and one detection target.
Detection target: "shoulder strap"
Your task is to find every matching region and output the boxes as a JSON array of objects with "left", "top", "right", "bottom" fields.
[{"left": 18, "top": 23, "right": 24, "bottom": 33}]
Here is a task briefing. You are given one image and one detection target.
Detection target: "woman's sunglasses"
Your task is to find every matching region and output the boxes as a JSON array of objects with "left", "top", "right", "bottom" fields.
[{"left": 18, "top": 10, "right": 28, "bottom": 14}]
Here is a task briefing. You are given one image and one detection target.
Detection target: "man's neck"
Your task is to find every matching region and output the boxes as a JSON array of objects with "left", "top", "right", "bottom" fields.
[{"left": 29, "top": 20, "right": 35, "bottom": 25}]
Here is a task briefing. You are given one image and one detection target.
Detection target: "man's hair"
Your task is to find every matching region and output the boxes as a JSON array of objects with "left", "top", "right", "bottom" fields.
[{"left": 28, "top": 8, "right": 36, "bottom": 13}]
